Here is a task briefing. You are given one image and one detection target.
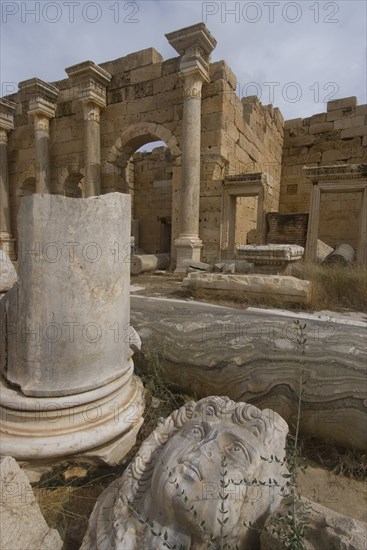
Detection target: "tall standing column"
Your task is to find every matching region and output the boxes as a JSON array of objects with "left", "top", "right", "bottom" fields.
[
  {"left": 0, "top": 98, "right": 16, "bottom": 259},
  {"left": 166, "top": 24, "right": 217, "bottom": 272},
  {"left": 66, "top": 62, "right": 111, "bottom": 197},
  {"left": 19, "top": 79, "right": 59, "bottom": 193}
]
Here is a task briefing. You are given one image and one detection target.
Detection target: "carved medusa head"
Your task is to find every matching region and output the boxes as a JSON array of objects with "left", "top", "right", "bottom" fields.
[{"left": 82, "top": 396, "right": 288, "bottom": 549}]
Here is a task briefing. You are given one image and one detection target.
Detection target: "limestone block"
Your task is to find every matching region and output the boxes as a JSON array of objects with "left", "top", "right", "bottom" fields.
[
  {"left": 130, "top": 63, "right": 162, "bottom": 84},
  {"left": 307, "top": 113, "right": 327, "bottom": 125},
  {"left": 334, "top": 115, "right": 365, "bottom": 130},
  {"left": 327, "top": 96, "right": 357, "bottom": 111},
  {"left": 261, "top": 497, "right": 367, "bottom": 550},
  {"left": 131, "top": 296, "right": 367, "bottom": 450},
  {"left": 316, "top": 239, "right": 334, "bottom": 261},
  {"left": 81, "top": 396, "right": 288, "bottom": 550},
  {"left": 7, "top": 193, "right": 131, "bottom": 397},
  {"left": 182, "top": 273, "right": 311, "bottom": 303},
  {"left": 341, "top": 126, "right": 366, "bottom": 139},
  {"left": 209, "top": 60, "right": 237, "bottom": 90},
  {"left": 292, "top": 135, "right": 315, "bottom": 147},
  {"left": 326, "top": 107, "right": 355, "bottom": 121},
  {"left": 182, "top": 259, "right": 211, "bottom": 273},
  {"left": 0, "top": 251, "right": 17, "bottom": 292},
  {"left": 0, "top": 456, "right": 63, "bottom": 550},
  {"left": 284, "top": 118, "right": 303, "bottom": 130},
  {"left": 308, "top": 122, "right": 334, "bottom": 134}
]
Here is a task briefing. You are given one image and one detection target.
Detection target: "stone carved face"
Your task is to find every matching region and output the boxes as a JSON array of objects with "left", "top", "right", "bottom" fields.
[{"left": 81, "top": 397, "right": 288, "bottom": 550}]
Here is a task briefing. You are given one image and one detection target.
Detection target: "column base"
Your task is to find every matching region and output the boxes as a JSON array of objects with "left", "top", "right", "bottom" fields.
[
  {"left": 0, "top": 371, "right": 145, "bottom": 467},
  {"left": 0, "top": 232, "right": 16, "bottom": 261},
  {"left": 174, "top": 235, "right": 203, "bottom": 273}
]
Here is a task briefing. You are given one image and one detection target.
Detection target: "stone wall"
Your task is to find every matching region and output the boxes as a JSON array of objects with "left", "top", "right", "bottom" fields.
[
  {"left": 132, "top": 147, "right": 173, "bottom": 253},
  {"left": 200, "top": 62, "right": 284, "bottom": 257},
  {"left": 280, "top": 97, "right": 367, "bottom": 249},
  {"left": 266, "top": 213, "right": 309, "bottom": 247}
]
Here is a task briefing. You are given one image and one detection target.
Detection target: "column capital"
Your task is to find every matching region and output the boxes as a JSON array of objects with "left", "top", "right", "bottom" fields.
[
  {"left": 0, "top": 98, "right": 16, "bottom": 132},
  {"left": 66, "top": 60, "right": 112, "bottom": 109},
  {"left": 19, "top": 78, "right": 59, "bottom": 120},
  {"left": 166, "top": 23, "right": 217, "bottom": 76},
  {"left": 82, "top": 102, "right": 101, "bottom": 123}
]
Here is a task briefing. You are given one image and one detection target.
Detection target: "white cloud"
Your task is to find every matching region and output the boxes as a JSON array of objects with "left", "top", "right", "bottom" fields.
[{"left": 1, "top": 0, "right": 366, "bottom": 119}]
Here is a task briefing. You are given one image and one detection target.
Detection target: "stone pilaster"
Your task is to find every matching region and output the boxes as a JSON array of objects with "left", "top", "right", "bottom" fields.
[
  {"left": 19, "top": 78, "right": 59, "bottom": 194},
  {"left": 305, "top": 182, "right": 321, "bottom": 262},
  {"left": 0, "top": 98, "right": 16, "bottom": 260},
  {"left": 66, "top": 61, "right": 111, "bottom": 197},
  {"left": 166, "top": 24, "right": 217, "bottom": 272}
]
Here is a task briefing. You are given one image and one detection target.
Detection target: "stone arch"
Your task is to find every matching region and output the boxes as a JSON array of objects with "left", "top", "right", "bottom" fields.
[
  {"left": 104, "top": 123, "right": 181, "bottom": 258},
  {"left": 107, "top": 122, "right": 181, "bottom": 167}
]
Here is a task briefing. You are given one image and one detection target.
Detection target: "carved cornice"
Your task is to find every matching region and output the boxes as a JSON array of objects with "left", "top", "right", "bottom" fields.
[
  {"left": 0, "top": 98, "right": 16, "bottom": 132},
  {"left": 19, "top": 78, "right": 59, "bottom": 120},
  {"left": 66, "top": 60, "right": 112, "bottom": 109},
  {"left": 19, "top": 78, "right": 59, "bottom": 104},
  {"left": 165, "top": 23, "right": 217, "bottom": 58},
  {"left": 304, "top": 164, "right": 367, "bottom": 183},
  {"left": 225, "top": 172, "right": 269, "bottom": 184}
]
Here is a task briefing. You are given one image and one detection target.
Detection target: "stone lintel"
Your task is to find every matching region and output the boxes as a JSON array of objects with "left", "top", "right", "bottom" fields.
[
  {"left": 165, "top": 23, "right": 217, "bottom": 61},
  {"left": 225, "top": 172, "right": 270, "bottom": 184},
  {"left": 18, "top": 78, "right": 59, "bottom": 105},
  {"left": 304, "top": 163, "right": 367, "bottom": 183},
  {"left": 66, "top": 60, "right": 112, "bottom": 109},
  {"left": 0, "top": 98, "right": 16, "bottom": 132}
]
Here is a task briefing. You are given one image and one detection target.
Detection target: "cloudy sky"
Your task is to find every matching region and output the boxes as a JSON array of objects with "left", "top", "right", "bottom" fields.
[{"left": 1, "top": 0, "right": 366, "bottom": 121}]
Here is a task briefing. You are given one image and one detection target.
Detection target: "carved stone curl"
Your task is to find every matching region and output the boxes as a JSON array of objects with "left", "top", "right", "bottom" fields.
[{"left": 81, "top": 396, "right": 288, "bottom": 549}]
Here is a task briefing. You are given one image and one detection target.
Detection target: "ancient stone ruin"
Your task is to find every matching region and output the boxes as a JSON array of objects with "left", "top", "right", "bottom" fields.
[
  {"left": 0, "top": 23, "right": 366, "bottom": 269},
  {"left": 0, "top": 20, "right": 366, "bottom": 550},
  {"left": 0, "top": 193, "right": 144, "bottom": 466}
]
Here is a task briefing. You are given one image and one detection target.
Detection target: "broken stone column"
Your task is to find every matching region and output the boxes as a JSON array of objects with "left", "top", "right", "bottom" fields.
[
  {"left": 0, "top": 193, "right": 144, "bottom": 465},
  {"left": 130, "top": 253, "right": 170, "bottom": 275},
  {"left": 19, "top": 79, "right": 59, "bottom": 194},
  {"left": 166, "top": 24, "right": 217, "bottom": 272},
  {"left": 323, "top": 243, "right": 355, "bottom": 266},
  {"left": 0, "top": 98, "right": 16, "bottom": 260}
]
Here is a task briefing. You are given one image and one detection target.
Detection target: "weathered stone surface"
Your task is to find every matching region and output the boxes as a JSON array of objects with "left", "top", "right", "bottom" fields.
[
  {"left": 182, "top": 259, "right": 211, "bottom": 272},
  {"left": 0, "top": 193, "right": 145, "bottom": 465},
  {"left": 0, "top": 456, "right": 63, "bottom": 550},
  {"left": 131, "top": 253, "right": 170, "bottom": 275},
  {"left": 81, "top": 396, "right": 288, "bottom": 550},
  {"left": 261, "top": 497, "right": 367, "bottom": 550},
  {"left": 182, "top": 273, "right": 311, "bottom": 303},
  {"left": 0, "top": 250, "right": 17, "bottom": 292},
  {"left": 237, "top": 244, "right": 305, "bottom": 264},
  {"left": 323, "top": 243, "right": 355, "bottom": 266},
  {"left": 316, "top": 239, "right": 334, "bottom": 261},
  {"left": 7, "top": 193, "right": 132, "bottom": 396},
  {"left": 131, "top": 296, "right": 367, "bottom": 451}
]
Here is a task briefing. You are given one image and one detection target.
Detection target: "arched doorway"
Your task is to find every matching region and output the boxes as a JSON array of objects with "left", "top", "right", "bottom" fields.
[{"left": 105, "top": 123, "right": 181, "bottom": 258}]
